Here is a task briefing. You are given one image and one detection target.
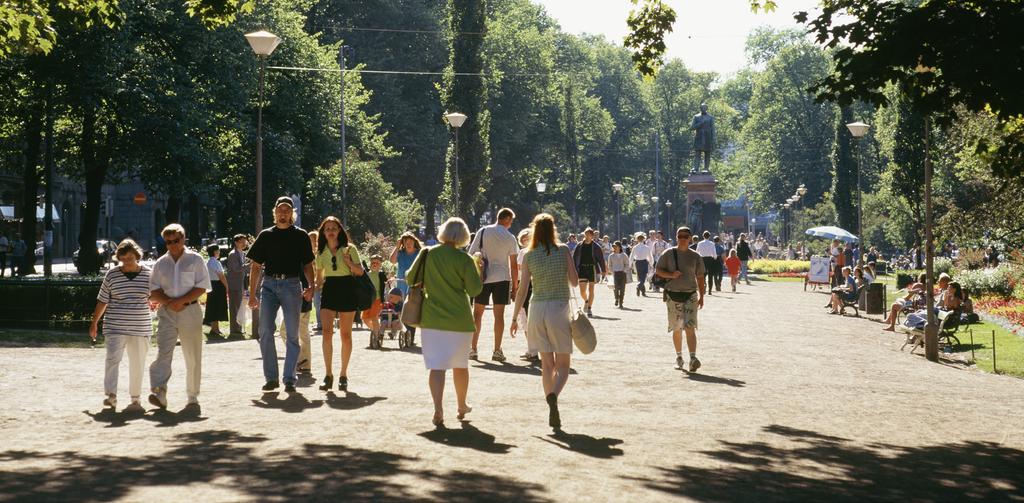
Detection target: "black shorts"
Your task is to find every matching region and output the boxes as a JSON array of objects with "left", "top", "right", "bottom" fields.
[
  {"left": 321, "top": 276, "right": 359, "bottom": 312},
  {"left": 578, "top": 264, "right": 597, "bottom": 282},
  {"left": 474, "top": 280, "right": 511, "bottom": 306}
]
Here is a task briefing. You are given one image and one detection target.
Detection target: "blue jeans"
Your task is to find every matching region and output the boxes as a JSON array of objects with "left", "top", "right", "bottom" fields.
[
  {"left": 259, "top": 277, "right": 303, "bottom": 385},
  {"left": 740, "top": 260, "right": 749, "bottom": 282},
  {"left": 635, "top": 260, "right": 649, "bottom": 295}
]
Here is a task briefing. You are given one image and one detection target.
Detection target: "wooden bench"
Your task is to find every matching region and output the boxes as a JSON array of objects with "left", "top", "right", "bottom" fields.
[{"left": 899, "top": 309, "right": 962, "bottom": 354}]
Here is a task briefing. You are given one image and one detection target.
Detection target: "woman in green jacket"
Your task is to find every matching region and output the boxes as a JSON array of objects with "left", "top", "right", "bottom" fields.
[{"left": 405, "top": 217, "right": 483, "bottom": 427}]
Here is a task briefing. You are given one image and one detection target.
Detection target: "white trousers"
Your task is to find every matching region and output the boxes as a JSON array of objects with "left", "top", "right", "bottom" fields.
[
  {"left": 104, "top": 335, "right": 150, "bottom": 398},
  {"left": 150, "top": 304, "right": 203, "bottom": 399}
]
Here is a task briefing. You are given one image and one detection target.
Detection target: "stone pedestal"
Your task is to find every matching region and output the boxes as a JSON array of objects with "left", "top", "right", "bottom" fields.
[{"left": 684, "top": 172, "right": 719, "bottom": 234}]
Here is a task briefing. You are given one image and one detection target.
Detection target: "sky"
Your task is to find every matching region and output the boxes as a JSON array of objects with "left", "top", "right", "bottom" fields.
[{"left": 532, "top": 0, "right": 822, "bottom": 76}]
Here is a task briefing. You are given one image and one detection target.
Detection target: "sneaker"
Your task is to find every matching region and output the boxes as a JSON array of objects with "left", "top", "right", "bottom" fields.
[
  {"left": 262, "top": 381, "right": 280, "bottom": 391},
  {"left": 586, "top": 308, "right": 593, "bottom": 318},
  {"left": 469, "top": 349, "right": 478, "bottom": 360},
  {"left": 689, "top": 357, "right": 702, "bottom": 373},
  {"left": 284, "top": 383, "right": 296, "bottom": 393},
  {"left": 520, "top": 352, "right": 535, "bottom": 361},
  {"left": 148, "top": 389, "right": 168, "bottom": 410},
  {"left": 103, "top": 394, "right": 117, "bottom": 410},
  {"left": 675, "top": 355, "right": 684, "bottom": 369},
  {"left": 492, "top": 349, "right": 506, "bottom": 362}
]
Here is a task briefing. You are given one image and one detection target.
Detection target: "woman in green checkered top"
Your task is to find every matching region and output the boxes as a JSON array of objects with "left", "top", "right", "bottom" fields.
[{"left": 511, "top": 213, "right": 579, "bottom": 430}]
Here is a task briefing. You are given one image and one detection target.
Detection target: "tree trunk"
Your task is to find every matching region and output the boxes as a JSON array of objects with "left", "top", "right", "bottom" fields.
[
  {"left": 19, "top": 108, "right": 44, "bottom": 276},
  {"left": 76, "top": 107, "right": 105, "bottom": 275},
  {"left": 188, "top": 193, "right": 201, "bottom": 243},
  {"left": 165, "top": 196, "right": 181, "bottom": 224}
]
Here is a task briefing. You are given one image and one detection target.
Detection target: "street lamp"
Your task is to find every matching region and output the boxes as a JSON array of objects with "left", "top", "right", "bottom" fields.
[
  {"left": 535, "top": 177, "right": 546, "bottom": 193},
  {"left": 783, "top": 202, "right": 791, "bottom": 245},
  {"left": 338, "top": 44, "right": 355, "bottom": 226},
  {"left": 612, "top": 183, "right": 623, "bottom": 238},
  {"left": 245, "top": 30, "right": 281, "bottom": 231},
  {"left": 651, "top": 195, "right": 660, "bottom": 232},
  {"left": 445, "top": 112, "right": 468, "bottom": 217},
  {"left": 664, "top": 200, "right": 673, "bottom": 234},
  {"left": 847, "top": 121, "right": 870, "bottom": 266}
]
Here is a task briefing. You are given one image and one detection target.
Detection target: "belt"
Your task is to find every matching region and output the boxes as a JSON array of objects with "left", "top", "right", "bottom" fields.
[
  {"left": 266, "top": 274, "right": 299, "bottom": 280},
  {"left": 184, "top": 300, "right": 197, "bottom": 306}
]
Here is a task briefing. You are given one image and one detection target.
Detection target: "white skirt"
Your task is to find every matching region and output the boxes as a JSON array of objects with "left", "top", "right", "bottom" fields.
[{"left": 421, "top": 328, "right": 473, "bottom": 370}]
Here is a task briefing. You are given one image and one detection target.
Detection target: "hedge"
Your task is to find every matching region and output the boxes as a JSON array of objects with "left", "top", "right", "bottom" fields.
[{"left": 0, "top": 278, "right": 101, "bottom": 328}]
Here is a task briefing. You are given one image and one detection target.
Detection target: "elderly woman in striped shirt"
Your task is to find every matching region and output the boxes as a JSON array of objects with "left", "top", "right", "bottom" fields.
[{"left": 89, "top": 239, "right": 154, "bottom": 412}]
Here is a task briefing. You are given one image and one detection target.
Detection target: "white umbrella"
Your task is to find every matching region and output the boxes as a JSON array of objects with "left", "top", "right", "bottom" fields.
[{"left": 805, "top": 226, "right": 858, "bottom": 243}]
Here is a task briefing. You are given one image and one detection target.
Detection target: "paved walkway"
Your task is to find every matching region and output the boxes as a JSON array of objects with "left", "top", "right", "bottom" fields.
[{"left": 1, "top": 281, "right": 1022, "bottom": 502}]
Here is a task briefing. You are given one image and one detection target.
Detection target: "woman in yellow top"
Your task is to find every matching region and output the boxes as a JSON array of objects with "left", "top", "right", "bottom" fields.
[{"left": 314, "top": 216, "right": 364, "bottom": 392}]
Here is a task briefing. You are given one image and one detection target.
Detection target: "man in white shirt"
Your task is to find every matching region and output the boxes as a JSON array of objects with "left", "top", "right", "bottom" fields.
[
  {"left": 695, "top": 231, "right": 719, "bottom": 296},
  {"left": 467, "top": 207, "right": 520, "bottom": 362},
  {"left": 650, "top": 232, "right": 670, "bottom": 292},
  {"left": 629, "top": 233, "right": 653, "bottom": 297},
  {"left": 148, "top": 224, "right": 212, "bottom": 412}
]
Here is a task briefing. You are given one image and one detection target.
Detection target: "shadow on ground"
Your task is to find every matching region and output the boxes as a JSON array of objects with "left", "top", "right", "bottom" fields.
[
  {"left": 0, "top": 429, "right": 548, "bottom": 502},
  {"left": 418, "top": 421, "right": 515, "bottom": 454},
  {"left": 538, "top": 430, "right": 624, "bottom": 459},
  {"left": 629, "top": 424, "right": 1024, "bottom": 501}
]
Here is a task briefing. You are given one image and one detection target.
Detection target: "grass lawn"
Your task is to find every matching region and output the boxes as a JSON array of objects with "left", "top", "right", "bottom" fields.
[
  {"left": 955, "top": 319, "right": 1024, "bottom": 378},
  {"left": 0, "top": 327, "right": 94, "bottom": 348}
]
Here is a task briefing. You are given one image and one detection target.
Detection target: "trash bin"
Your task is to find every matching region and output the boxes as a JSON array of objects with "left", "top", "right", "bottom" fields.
[{"left": 866, "top": 283, "right": 885, "bottom": 315}]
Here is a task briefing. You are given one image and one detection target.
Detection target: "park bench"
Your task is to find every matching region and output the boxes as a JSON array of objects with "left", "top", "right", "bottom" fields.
[
  {"left": 899, "top": 309, "right": 962, "bottom": 354},
  {"left": 838, "top": 284, "right": 866, "bottom": 317}
]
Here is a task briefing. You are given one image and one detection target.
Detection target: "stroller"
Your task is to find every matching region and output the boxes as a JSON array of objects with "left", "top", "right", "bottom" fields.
[{"left": 369, "top": 285, "right": 416, "bottom": 349}]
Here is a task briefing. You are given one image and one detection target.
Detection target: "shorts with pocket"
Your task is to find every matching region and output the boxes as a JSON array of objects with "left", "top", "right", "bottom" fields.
[
  {"left": 474, "top": 280, "right": 511, "bottom": 306},
  {"left": 666, "top": 292, "right": 699, "bottom": 332}
]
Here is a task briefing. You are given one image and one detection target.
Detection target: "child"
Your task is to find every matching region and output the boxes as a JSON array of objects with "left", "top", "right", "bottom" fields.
[
  {"left": 380, "top": 287, "right": 404, "bottom": 333},
  {"left": 361, "top": 255, "right": 388, "bottom": 336},
  {"left": 607, "top": 241, "right": 630, "bottom": 308},
  {"left": 725, "top": 249, "right": 742, "bottom": 292}
]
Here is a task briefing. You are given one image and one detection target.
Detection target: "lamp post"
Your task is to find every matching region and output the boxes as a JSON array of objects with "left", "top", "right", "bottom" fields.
[
  {"left": 664, "top": 200, "right": 673, "bottom": 234},
  {"left": 783, "top": 202, "right": 791, "bottom": 246},
  {"left": 536, "top": 177, "right": 546, "bottom": 209},
  {"left": 444, "top": 112, "right": 468, "bottom": 218},
  {"left": 636, "top": 192, "right": 644, "bottom": 234},
  {"left": 651, "top": 195, "right": 660, "bottom": 232},
  {"left": 612, "top": 183, "right": 623, "bottom": 238},
  {"left": 751, "top": 217, "right": 756, "bottom": 237},
  {"left": 339, "top": 44, "right": 354, "bottom": 226},
  {"left": 846, "top": 121, "right": 870, "bottom": 265},
  {"left": 244, "top": 30, "right": 282, "bottom": 232}
]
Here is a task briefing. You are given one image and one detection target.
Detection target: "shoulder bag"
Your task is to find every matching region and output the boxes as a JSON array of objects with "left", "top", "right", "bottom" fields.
[
  {"left": 478, "top": 228, "right": 489, "bottom": 282},
  {"left": 651, "top": 249, "right": 678, "bottom": 289},
  {"left": 401, "top": 248, "right": 430, "bottom": 328},
  {"left": 351, "top": 247, "right": 375, "bottom": 311},
  {"left": 568, "top": 249, "right": 597, "bottom": 354}
]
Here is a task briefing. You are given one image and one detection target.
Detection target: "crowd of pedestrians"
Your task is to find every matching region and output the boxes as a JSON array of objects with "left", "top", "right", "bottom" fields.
[{"left": 88, "top": 197, "right": 777, "bottom": 429}]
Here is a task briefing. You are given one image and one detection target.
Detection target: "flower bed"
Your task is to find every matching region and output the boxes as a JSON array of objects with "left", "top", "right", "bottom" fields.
[
  {"left": 749, "top": 259, "right": 808, "bottom": 275},
  {"left": 974, "top": 297, "right": 1024, "bottom": 335}
]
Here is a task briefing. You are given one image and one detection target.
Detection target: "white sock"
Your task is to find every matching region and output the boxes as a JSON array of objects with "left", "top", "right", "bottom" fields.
[{"left": 689, "top": 352, "right": 697, "bottom": 359}]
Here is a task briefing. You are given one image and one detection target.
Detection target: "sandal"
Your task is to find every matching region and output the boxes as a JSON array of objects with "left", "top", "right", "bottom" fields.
[
  {"left": 432, "top": 412, "right": 444, "bottom": 428},
  {"left": 457, "top": 406, "right": 473, "bottom": 420}
]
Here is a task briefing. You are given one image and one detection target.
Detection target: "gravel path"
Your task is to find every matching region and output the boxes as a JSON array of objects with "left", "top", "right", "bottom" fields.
[{"left": 1, "top": 281, "right": 1022, "bottom": 502}]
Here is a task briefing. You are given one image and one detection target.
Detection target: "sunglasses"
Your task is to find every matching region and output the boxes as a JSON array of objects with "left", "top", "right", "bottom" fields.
[
  {"left": 331, "top": 255, "right": 337, "bottom": 271},
  {"left": 165, "top": 237, "right": 183, "bottom": 245}
]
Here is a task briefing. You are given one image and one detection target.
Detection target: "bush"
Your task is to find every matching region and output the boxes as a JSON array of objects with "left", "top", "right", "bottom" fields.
[
  {"left": 933, "top": 257, "right": 955, "bottom": 277},
  {"left": 954, "top": 265, "right": 1015, "bottom": 297},
  {"left": 0, "top": 278, "right": 101, "bottom": 328},
  {"left": 748, "top": 259, "right": 809, "bottom": 274}
]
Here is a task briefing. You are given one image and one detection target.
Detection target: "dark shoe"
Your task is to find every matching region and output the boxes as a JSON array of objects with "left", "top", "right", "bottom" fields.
[
  {"left": 262, "top": 381, "right": 280, "bottom": 391},
  {"left": 338, "top": 376, "right": 348, "bottom": 391},
  {"left": 546, "top": 393, "right": 561, "bottom": 429},
  {"left": 319, "top": 375, "right": 333, "bottom": 391},
  {"left": 284, "top": 383, "right": 296, "bottom": 393}
]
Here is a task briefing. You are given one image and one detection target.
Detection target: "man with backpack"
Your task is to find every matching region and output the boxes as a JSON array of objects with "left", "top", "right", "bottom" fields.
[{"left": 655, "top": 226, "right": 706, "bottom": 372}]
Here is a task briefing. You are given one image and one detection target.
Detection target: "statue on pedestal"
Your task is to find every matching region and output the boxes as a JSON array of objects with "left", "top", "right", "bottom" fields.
[{"left": 690, "top": 103, "right": 715, "bottom": 174}]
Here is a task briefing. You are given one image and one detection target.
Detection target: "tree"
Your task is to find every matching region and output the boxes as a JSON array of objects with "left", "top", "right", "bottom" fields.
[
  {"left": 0, "top": 0, "right": 252, "bottom": 58},
  {"left": 440, "top": 0, "right": 490, "bottom": 222},
  {"left": 798, "top": 0, "right": 1024, "bottom": 178},
  {"left": 306, "top": 157, "right": 423, "bottom": 239},
  {"left": 831, "top": 105, "right": 857, "bottom": 233}
]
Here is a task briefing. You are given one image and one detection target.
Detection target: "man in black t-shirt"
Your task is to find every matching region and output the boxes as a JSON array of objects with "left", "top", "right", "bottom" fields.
[
  {"left": 736, "top": 233, "right": 753, "bottom": 285},
  {"left": 247, "top": 196, "right": 316, "bottom": 392}
]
